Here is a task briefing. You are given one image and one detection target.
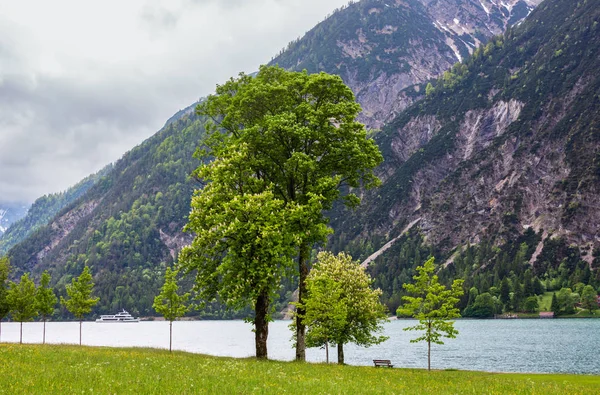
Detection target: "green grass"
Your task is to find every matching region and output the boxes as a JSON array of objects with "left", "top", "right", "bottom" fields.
[{"left": 1, "top": 344, "right": 600, "bottom": 394}]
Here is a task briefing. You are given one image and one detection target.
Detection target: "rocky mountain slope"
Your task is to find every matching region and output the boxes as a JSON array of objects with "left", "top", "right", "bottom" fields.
[
  {"left": 0, "top": 166, "right": 112, "bottom": 255},
  {"left": 326, "top": 0, "right": 600, "bottom": 310},
  {"left": 271, "top": 0, "right": 541, "bottom": 129}
]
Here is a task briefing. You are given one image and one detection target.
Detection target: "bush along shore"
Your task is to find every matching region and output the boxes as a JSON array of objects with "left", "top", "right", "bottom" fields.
[{"left": 1, "top": 344, "right": 600, "bottom": 394}]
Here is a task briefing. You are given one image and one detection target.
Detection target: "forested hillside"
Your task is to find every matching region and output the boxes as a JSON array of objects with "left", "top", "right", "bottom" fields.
[
  {"left": 327, "top": 0, "right": 600, "bottom": 314},
  {"left": 0, "top": 166, "right": 112, "bottom": 255}
]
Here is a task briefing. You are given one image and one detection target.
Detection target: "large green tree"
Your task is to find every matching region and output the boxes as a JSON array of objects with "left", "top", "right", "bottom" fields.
[
  {"left": 196, "top": 65, "right": 383, "bottom": 360},
  {"left": 295, "top": 251, "right": 388, "bottom": 364},
  {"left": 0, "top": 256, "right": 10, "bottom": 342},
  {"left": 7, "top": 273, "right": 38, "bottom": 344},
  {"left": 399, "top": 257, "right": 464, "bottom": 371},
  {"left": 153, "top": 267, "right": 191, "bottom": 352},
  {"left": 61, "top": 266, "right": 99, "bottom": 345},
  {"left": 35, "top": 270, "right": 57, "bottom": 344},
  {"left": 180, "top": 147, "right": 297, "bottom": 358}
]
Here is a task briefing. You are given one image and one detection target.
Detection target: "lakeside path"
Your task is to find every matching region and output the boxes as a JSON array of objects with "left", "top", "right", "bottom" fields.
[{"left": 2, "top": 344, "right": 600, "bottom": 394}]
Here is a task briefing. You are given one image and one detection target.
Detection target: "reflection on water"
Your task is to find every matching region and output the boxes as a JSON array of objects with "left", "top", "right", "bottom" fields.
[{"left": 1, "top": 319, "right": 599, "bottom": 374}]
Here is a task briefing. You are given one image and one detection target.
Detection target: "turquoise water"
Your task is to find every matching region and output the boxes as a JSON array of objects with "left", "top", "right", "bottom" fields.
[{"left": 2, "top": 319, "right": 599, "bottom": 374}]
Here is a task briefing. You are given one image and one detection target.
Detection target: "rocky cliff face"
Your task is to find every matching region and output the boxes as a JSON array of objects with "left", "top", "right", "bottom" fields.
[
  {"left": 271, "top": 0, "right": 541, "bottom": 129},
  {"left": 330, "top": 0, "right": 600, "bottom": 268}
]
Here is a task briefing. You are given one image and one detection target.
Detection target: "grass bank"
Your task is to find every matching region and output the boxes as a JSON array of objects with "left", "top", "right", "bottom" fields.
[{"left": 1, "top": 344, "right": 599, "bottom": 394}]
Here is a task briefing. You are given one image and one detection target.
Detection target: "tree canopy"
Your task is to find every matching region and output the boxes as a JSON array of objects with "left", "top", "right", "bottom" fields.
[
  {"left": 7, "top": 273, "right": 38, "bottom": 344},
  {"left": 296, "top": 251, "right": 388, "bottom": 364},
  {"left": 61, "top": 266, "right": 99, "bottom": 345},
  {"left": 194, "top": 65, "right": 383, "bottom": 360},
  {"left": 35, "top": 270, "right": 58, "bottom": 344},
  {"left": 153, "top": 267, "right": 191, "bottom": 352},
  {"left": 399, "top": 257, "right": 464, "bottom": 371}
]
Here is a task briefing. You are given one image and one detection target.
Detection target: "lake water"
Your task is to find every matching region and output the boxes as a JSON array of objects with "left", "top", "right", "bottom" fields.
[{"left": 1, "top": 319, "right": 599, "bottom": 374}]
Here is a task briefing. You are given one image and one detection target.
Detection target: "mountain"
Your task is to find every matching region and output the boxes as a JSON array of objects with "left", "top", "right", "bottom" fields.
[
  {"left": 325, "top": 0, "right": 600, "bottom": 312},
  {"left": 4, "top": 0, "right": 546, "bottom": 318},
  {"left": 0, "top": 165, "right": 113, "bottom": 255},
  {"left": 270, "top": 0, "right": 542, "bottom": 129},
  {"left": 0, "top": 203, "right": 29, "bottom": 236}
]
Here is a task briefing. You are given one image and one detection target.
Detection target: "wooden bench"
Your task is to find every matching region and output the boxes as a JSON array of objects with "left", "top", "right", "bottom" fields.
[{"left": 373, "top": 359, "right": 394, "bottom": 368}]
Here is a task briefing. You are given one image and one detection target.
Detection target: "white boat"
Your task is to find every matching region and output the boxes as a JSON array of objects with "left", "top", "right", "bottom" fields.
[{"left": 96, "top": 309, "right": 139, "bottom": 323}]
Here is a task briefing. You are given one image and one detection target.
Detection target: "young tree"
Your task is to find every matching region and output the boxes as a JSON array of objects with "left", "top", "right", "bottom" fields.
[
  {"left": 35, "top": 271, "right": 57, "bottom": 344},
  {"left": 153, "top": 267, "right": 191, "bottom": 352},
  {"left": 294, "top": 251, "right": 388, "bottom": 364},
  {"left": 581, "top": 285, "right": 598, "bottom": 314},
  {"left": 550, "top": 292, "right": 560, "bottom": 316},
  {"left": 6, "top": 273, "right": 38, "bottom": 344},
  {"left": 194, "top": 65, "right": 383, "bottom": 360},
  {"left": 556, "top": 287, "right": 575, "bottom": 315},
  {"left": 60, "top": 266, "right": 99, "bottom": 345},
  {"left": 0, "top": 256, "right": 10, "bottom": 342},
  {"left": 399, "top": 257, "right": 464, "bottom": 371}
]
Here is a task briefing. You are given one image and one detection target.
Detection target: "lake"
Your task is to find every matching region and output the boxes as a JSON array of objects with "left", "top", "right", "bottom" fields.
[{"left": 2, "top": 319, "right": 599, "bottom": 374}]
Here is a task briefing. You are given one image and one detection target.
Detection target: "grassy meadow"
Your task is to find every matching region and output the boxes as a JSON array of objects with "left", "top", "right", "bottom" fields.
[{"left": 1, "top": 344, "right": 600, "bottom": 394}]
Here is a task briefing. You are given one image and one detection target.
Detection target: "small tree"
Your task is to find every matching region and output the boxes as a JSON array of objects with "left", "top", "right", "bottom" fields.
[
  {"left": 61, "top": 266, "right": 99, "bottom": 345},
  {"left": 550, "top": 292, "right": 560, "bottom": 316},
  {"left": 153, "top": 267, "right": 190, "bottom": 352},
  {"left": 0, "top": 257, "right": 10, "bottom": 342},
  {"left": 523, "top": 296, "right": 539, "bottom": 313},
  {"left": 6, "top": 273, "right": 38, "bottom": 344},
  {"left": 581, "top": 285, "right": 598, "bottom": 314},
  {"left": 556, "top": 287, "right": 575, "bottom": 315},
  {"left": 295, "top": 251, "right": 388, "bottom": 364},
  {"left": 399, "top": 257, "right": 464, "bottom": 371},
  {"left": 35, "top": 271, "right": 57, "bottom": 344}
]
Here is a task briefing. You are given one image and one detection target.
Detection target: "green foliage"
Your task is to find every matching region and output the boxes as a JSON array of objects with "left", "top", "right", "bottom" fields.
[
  {"left": 555, "top": 288, "right": 575, "bottom": 315},
  {"left": 550, "top": 293, "right": 560, "bottom": 316},
  {"left": 523, "top": 296, "right": 539, "bottom": 313},
  {"left": 399, "top": 257, "right": 464, "bottom": 371},
  {"left": 61, "top": 266, "right": 99, "bottom": 321},
  {"left": 35, "top": 271, "right": 57, "bottom": 319},
  {"left": 7, "top": 273, "right": 37, "bottom": 323},
  {"left": 580, "top": 285, "right": 598, "bottom": 314},
  {"left": 0, "top": 256, "right": 10, "bottom": 324},
  {"left": 295, "top": 251, "right": 388, "bottom": 364},
  {"left": 153, "top": 267, "right": 190, "bottom": 322},
  {"left": 194, "top": 65, "right": 383, "bottom": 359}
]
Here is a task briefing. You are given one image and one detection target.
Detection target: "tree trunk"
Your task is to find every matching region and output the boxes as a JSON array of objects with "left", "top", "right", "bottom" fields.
[
  {"left": 337, "top": 342, "right": 344, "bottom": 365},
  {"left": 325, "top": 341, "right": 329, "bottom": 364},
  {"left": 295, "top": 242, "right": 310, "bottom": 361},
  {"left": 20, "top": 321, "right": 23, "bottom": 344},
  {"left": 169, "top": 320, "right": 173, "bottom": 352},
  {"left": 428, "top": 321, "right": 431, "bottom": 371},
  {"left": 255, "top": 289, "right": 269, "bottom": 359},
  {"left": 79, "top": 320, "right": 82, "bottom": 346},
  {"left": 43, "top": 318, "right": 46, "bottom": 345}
]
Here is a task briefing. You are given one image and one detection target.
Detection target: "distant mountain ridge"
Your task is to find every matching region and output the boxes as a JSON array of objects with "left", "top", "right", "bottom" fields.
[
  {"left": 271, "top": 0, "right": 542, "bottom": 129},
  {"left": 0, "top": 165, "right": 113, "bottom": 255},
  {"left": 0, "top": 203, "right": 29, "bottom": 235}
]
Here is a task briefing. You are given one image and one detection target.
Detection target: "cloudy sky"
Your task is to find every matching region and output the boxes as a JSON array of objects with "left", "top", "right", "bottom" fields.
[{"left": 0, "top": 0, "right": 349, "bottom": 204}]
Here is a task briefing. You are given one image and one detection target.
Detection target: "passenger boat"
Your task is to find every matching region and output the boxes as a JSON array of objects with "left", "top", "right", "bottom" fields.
[{"left": 95, "top": 309, "right": 139, "bottom": 323}]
